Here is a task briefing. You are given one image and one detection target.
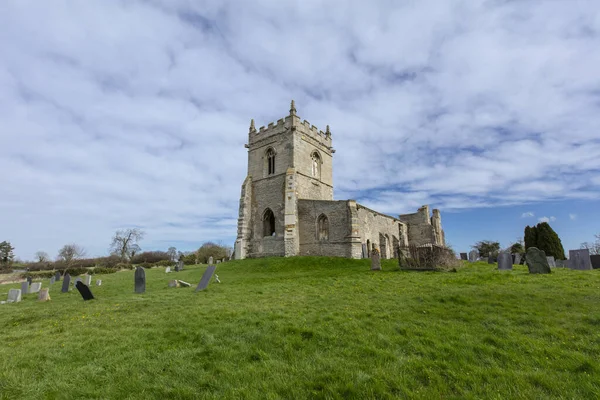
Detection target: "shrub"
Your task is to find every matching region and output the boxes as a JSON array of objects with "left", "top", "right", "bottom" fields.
[
  {"left": 183, "top": 253, "right": 197, "bottom": 265},
  {"left": 195, "top": 242, "right": 230, "bottom": 264},
  {"left": 155, "top": 260, "right": 173, "bottom": 267},
  {"left": 95, "top": 255, "right": 122, "bottom": 268},
  {"left": 115, "top": 263, "right": 134, "bottom": 270},
  {"left": 93, "top": 267, "right": 118, "bottom": 275},
  {"left": 131, "top": 251, "right": 170, "bottom": 264}
]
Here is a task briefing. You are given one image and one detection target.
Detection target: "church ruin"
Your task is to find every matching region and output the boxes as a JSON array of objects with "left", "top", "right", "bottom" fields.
[{"left": 234, "top": 101, "right": 446, "bottom": 260}]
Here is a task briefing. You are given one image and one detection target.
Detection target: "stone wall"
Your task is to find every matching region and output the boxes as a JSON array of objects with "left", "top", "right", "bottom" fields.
[
  {"left": 247, "top": 174, "right": 286, "bottom": 257},
  {"left": 399, "top": 205, "right": 445, "bottom": 247},
  {"left": 356, "top": 204, "right": 407, "bottom": 259}
]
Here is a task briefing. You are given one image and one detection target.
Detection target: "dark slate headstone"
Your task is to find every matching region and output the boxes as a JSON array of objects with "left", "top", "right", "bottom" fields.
[
  {"left": 568, "top": 249, "right": 592, "bottom": 270},
  {"left": 195, "top": 265, "right": 217, "bottom": 292},
  {"left": 468, "top": 250, "right": 478, "bottom": 262},
  {"left": 498, "top": 252, "right": 512, "bottom": 270},
  {"left": 61, "top": 273, "right": 71, "bottom": 293},
  {"left": 460, "top": 253, "right": 468, "bottom": 261},
  {"left": 26, "top": 276, "right": 32, "bottom": 285},
  {"left": 135, "top": 267, "right": 146, "bottom": 293},
  {"left": 50, "top": 276, "right": 55, "bottom": 285},
  {"left": 177, "top": 260, "right": 184, "bottom": 270},
  {"left": 590, "top": 255, "right": 600, "bottom": 269},
  {"left": 525, "top": 247, "right": 551, "bottom": 274},
  {"left": 55, "top": 271, "right": 61, "bottom": 282},
  {"left": 75, "top": 281, "right": 95, "bottom": 301},
  {"left": 21, "top": 281, "right": 29, "bottom": 295},
  {"left": 362, "top": 244, "right": 367, "bottom": 259}
]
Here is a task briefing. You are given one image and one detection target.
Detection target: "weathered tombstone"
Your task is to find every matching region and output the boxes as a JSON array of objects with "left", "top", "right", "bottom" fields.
[
  {"left": 135, "top": 267, "right": 146, "bottom": 293},
  {"left": 38, "top": 288, "right": 51, "bottom": 302},
  {"left": 568, "top": 249, "right": 592, "bottom": 270},
  {"left": 165, "top": 267, "right": 171, "bottom": 273},
  {"left": 498, "top": 252, "right": 513, "bottom": 270},
  {"left": 371, "top": 250, "right": 381, "bottom": 271},
  {"left": 208, "top": 256, "right": 213, "bottom": 265},
  {"left": 7, "top": 289, "right": 22, "bottom": 303},
  {"left": 50, "top": 276, "right": 55, "bottom": 285},
  {"left": 21, "top": 281, "right": 29, "bottom": 295},
  {"left": 84, "top": 275, "right": 92, "bottom": 286},
  {"left": 362, "top": 244, "right": 367, "bottom": 259},
  {"left": 30, "top": 282, "right": 42, "bottom": 293},
  {"left": 26, "top": 276, "right": 32, "bottom": 285},
  {"left": 75, "top": 281, "right": 95, "bottom": 301},
  {"left": 513, "top": 253, "right": 522, "bottom": 265},
  {"left": 555, "top": 259, "right": 565, "bottom": 268},
  {"left": 487, "top": 255, "right": 495, "bottom": 264},
  {"left": 195, "top": 265, "right": 217, "bottom": 292},
  {"left": 460, "top": 253, "right": 468, "bottom": 261},
  {"left": 178, "top": 260, "right": 184, "bottom": 270},
  {"left": 468, "top": 250, "right": 478, "bottom": 262},
  {"left": 55, "top": 271, "right": 61, "bottom": 282},
  {"left": 525, "top": 247, "right": 551, "bottom": 274},
  {"left": 168, "top": 279, "right": 180, "bottom": 288},
  {"left": 546, "top": 256, "right": 556, "bottom": 268},
  {"left": 177, "top": 280, "right": 191, "bottom": 287},
  {"left": 216, "top": 260, "right": 221, "bottom": 264},
  {"left": 74, "top": 277, "right": 82, "bottom": 286},
  {"left": 61, "top": 273, "right": 71, "bottom": 293},
  {"left": 96, "top": 279, "right": 102, "bottom": 286},
  {"left": 221, "top": 258, "right": 225, "bottom": 263},
  {"left": 175, "top": 265, "right": 181, "bottom": 272},
  {"left": 590, "top": 255, "right": 600, "bottom": 269}
]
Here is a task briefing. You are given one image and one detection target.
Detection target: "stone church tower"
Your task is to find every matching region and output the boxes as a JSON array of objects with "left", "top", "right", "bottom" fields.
[{"left": 235, "top": 101, "right": 334, "bottom": 258}]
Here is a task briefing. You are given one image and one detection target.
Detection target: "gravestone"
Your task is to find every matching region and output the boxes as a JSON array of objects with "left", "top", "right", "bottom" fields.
[
  {"left": 50, "top": 276, "right": 55, "bottom": 285},
  {"left": 165, "top": 267, "right": 171, "bottom": 273},
  {"left": 27, "top": 276, "right": 32, "bottom": 285},
  {"left": 215, "top": 274, "right": 221, "bottom": 283},
  {"left": 568, "top": 249, "right": 592, "bottom": 270},
  {"left": 590, "top": 255, "right": 600, "bottom": 269},
  {"left": 74, "top": 277, "right": 82, "bottom": 286},
  {"left": 371, "top": 251, "right": 381, "bottom": 271},
  {"left": 222, "top": 258, "right": 225, "bottom": 263},
  {"left": 216, "top": 260, "right": 221, "bottom": 264},
  {"left": 38, "top": 288, "right": 51, "bottom": 302},
  {"left": 362, "top": 244, "right": 367, "bottom": 259},
  {"left": 208, "top": 256, "right": 213, "bottom": 265},
  {"left": 177, "top": 280, "right": 191, "bottom": 287},
  {"left": 21, "top": 281, "right": 29, "bottom": 295},
  {"left": 75, "top": 281, "right": 95, "bottom": 301},
  {"left": 135, "top": 267, "right": 146, "bottom": 293},
  {"left": 498, "top": 252, "right": 513, "bottom": 270},
  {"left": 84, "top": 275, "right": 92, "bottom": 286},
  {"left": 525, "top": 247, "right": 551, "bottom": 274},
  {"left": 555, "top": 259, "right": 566, "bottom": 268},
  {"left": 55, "top": 271, "right": 61, "bottom": 282},
  {"left": 546, "top": 256, "right": 556, "bottom": 268},
  {"left": 7, "top": 289, "right": 22, "bottom": 303},
  {"left": 468, "top": 250, "right": 478, "bottom": 262},
  {"left": 513, "top": 253, "right": 522, "bottom": 265},
  {"left": 61, "top": 273, "right": 71, "bottom": 293},
  {"left": 460, "top": 253, "right": 468, "bottom": 261},
  {"left": 96, "top": 280, "right": 102, "bottom": 286},
  {"left": 168, "top": 279, "right": 180, "bottom": 288},
  {"left": 487, "top": 255, "right": 495, "bottom": 264},
  {"left": 30, "top": 282, "right": 42, "bottom": 293},
  {"left": 195, "top": 265, "right": 217, "bottom": 292}
]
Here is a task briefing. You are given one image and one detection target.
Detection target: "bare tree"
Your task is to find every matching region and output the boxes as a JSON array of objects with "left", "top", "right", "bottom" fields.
[
  {"left": 167, "top": 246, "right": 177, "bottom": 262},
  {"left": 35, "top": 251, "right": 50, "bottom": 263},
  {"left": 57, "top": 244, "right": 86, "bottom": 267},
  {"left": 110, "top": 228, "right": 144, "bottom": 260},
  {"left": 580, "top": 234, "right": 600, "bottom": 255}
]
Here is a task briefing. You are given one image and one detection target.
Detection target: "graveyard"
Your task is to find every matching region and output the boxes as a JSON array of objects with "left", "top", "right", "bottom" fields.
[{"left": 1, "top": 257, "right": 599, "bottom": 399}]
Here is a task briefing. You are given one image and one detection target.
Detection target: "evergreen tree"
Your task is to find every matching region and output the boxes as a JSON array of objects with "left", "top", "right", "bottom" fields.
[
  {"left": 524, "top": 226, "right": 537, "bottom": 250},
  {"left": 0, "top": 241, "right": 15, "bottom": 266},
  {"left": 535, "top": 222, "right": 566, "bottom": 260}
]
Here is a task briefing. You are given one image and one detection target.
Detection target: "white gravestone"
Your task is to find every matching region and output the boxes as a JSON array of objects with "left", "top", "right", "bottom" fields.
[
  {"left": 30, "top": 282, "right": 42, "bottom": 293},
  {"left": 165, "top": 267, "right": 171, "bottom": 273},
  {"left": 96, "top": 280, "right": 102, "bottom": 286},
  {"left": 85, "top": 275, "right": 92, "bottom": 286},
  {"left": 7, "top": 289, "right": 22, "bottom": 303}
]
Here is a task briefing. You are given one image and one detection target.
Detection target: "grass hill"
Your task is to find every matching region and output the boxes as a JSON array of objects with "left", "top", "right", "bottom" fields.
[{"left": 0, "top": 257, "right": 599, "bottom": 399}]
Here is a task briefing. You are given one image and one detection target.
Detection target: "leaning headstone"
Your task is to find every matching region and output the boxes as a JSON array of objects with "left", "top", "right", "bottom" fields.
[
  {"left": 168, "top": 279, "right": 180, "bottom": 288},
  {"left": 208, "top": 256, "right": 213, "bottom": 265},
  {"left": 525, "top": 247, "right": 551, "bottom": 274},
  {"left": 498, "top": 252, "right": 513, "bottom": 270},
  {"left": 513, "top": 253, "right": 522, "bottom": 265},
  {"left": 21, "top": 281, "right": 29, "bottom": 295},
  {"left": 568, "top": 249, "right": 592, "bottom": 270},
  {"left": 7, "top": 289, "right": 22, "bottom": 303},
  {"left": 165, "top": 267, "right": 171, "bottom": 273},
  {"left": 177, "top": 280, "right": 192, "bottom": 287},
  {"left": 55, "top": 271, "right": 61, "bottom": 282},
  {"left": 362, "top": 244, "right": 368, "bottom": 259},
  {"left": 460, "top": 253, "right": 468, "bottom": 261},
  {"left": 50, "top": 276, "right": 55, "bottom": 285},
  {"left": 468, "top": 250, "right": 478, "bottom": 262},
  {"left": 96, "top": 279, "right": 102, "bottom": 286},
  {"left": 371, "top": 250, "right": 381, "bottom": 271},
  {"left": 135, "top": 267, "right": 146, "bottom": 293},
  {"left": 546, "top": 256, "right": 556, "bottom": 268},
  {"left": 75, "top": 281, "right": 94, "bottom": 301},
  {"left": 590, "top": 255, "right": 600, "bottom": 269},
  {"left": 84, "top": 275, "right": 92, "bottom": 286},
  {"left": 38, "top": 288, "right": 51, "bottom": 302},
  {"left": 30, "top": 282, "right": 42, "bottom": 293},
  {"left": 61, "top": 273, "right": 71, "bottom": 293},
  {"left": 195, "top": 265, "right": 217, "bottom": 292}
]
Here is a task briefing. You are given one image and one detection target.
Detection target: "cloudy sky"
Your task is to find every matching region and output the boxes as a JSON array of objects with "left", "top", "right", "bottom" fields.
[{"left": 1, "top": 0, "right": 599, "bottom": 260}]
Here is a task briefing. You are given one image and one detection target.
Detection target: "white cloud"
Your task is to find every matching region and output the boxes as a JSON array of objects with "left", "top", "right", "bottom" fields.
[
  {"left": 521, "top": 211, "right": 535, "bottom": 218},
  {"left": 1, "top": 1, "right": 600, "bottom": 259},
  {"left": 569, "top": 213, "right": 577, "bottom": 220},
  {"left": 538, "top": 216, "right": 557, "bottom": 223}
]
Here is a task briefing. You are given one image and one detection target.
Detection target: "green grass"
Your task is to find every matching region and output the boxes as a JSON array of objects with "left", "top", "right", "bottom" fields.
[{"left": 1, "top": 257, "right": 599, "bottom": 399}]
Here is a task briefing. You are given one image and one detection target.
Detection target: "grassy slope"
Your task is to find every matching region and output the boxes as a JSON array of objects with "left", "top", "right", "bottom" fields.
[{"left": 0, "top": 257, "right": 599, "bottom": 399}]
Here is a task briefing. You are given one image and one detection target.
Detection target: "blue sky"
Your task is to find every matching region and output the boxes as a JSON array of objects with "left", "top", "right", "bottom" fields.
[{"left": 1, "top": 0, "right": 599, "bottom": 260}]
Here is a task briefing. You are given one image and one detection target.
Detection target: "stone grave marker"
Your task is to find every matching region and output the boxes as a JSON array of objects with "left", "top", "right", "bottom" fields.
[
  {"left": 61, "top": 273, "right": 71, "bottom": 293},
  {"left": 362, "top": 244, "right": 367, "bottom": 259},
  {"left": 177, "top": 280, "right": 192, "bottom": 287},
  {"left": 96, "top": 280, "right": 102, "bottom": 286},
  {"left": 555, "top": 259, "right": 565, "bottom": 268},
  {"left": 84, "top": 275, "right": 92, "bottom": 286},
  {"left": 460, "top": 253, "right": 468, "bottom": 261},
  {"left": 590, "top": 255, "right": 600, "bottom": 269},
  {"left": 75, "top": 281, "right": 94, "bottom": 301},
  {"left": 468, "top": 250, "right": 478, "bottom": 262},
  {"left": 487, "top": 255, "right": 495, "bottom": 264},
  {"left": 74, "top": 277, "right": 82, "bottom": 286},
  {"left": 7, "top": 289, "right": 22, "bottom": 303},
  {"left": 222, "top": 258, "right": 225, "bottom": 263},
  {"left": 498, "top": 252, "right": 512, "bottom": 270},
  {"left": 168, "top": 279, "right": 180, "bottom": 288},
  {"left": 179, "top": 260, "right": 184, "bottom": 270},
  {"left": 546, "top": 256, "right": 556, "bottom": 268},
  {"left": 208, "top": 256, "right": 213, "bottom": 265},
  {"left": 27, "top": 276, "right": 32, "bottom": 285},
  {"left": 135, "top": 267, "right": 146, "bottom": 293},
  {"left": 21, "top": 281, "right": 29, "bottom": 295},
  {"left": 165, "top": 267, "right": 171, "bottom": 273},
  {"left": 38, "top": 288, "right": 51, "bottom": 302},
  {"left": 513, "top": 253, "right": 522, "bottom": 265},
  {"left": 30, "top": 282, "right": 42, "bottom": 293},
  {"left": 50, "top": 276, "right": 55, "bottom": 285},
  {"left": 216, "top": 260, "right": 221, "bottom": 264},
  {"left": 55, "top": 271, "right": 61, "bottom": 282},
  {"left": 371, "top": 250, "right": 381, "bottom": 271},
  {"left": 525, "top": 247, "right": 551, "bottom": 274},
  {"left": 568, "top": 249, "right": 592, "bottom": 270},
  {"left": 215, "top": 274, "right": 221, "bottom": 283},
  {"left": 195, "top": 265, "right": 217, "bottom": 292}
]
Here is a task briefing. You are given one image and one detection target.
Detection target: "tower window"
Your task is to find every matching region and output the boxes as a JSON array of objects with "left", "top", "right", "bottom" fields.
[
  {"left": 266, "top": 148, "right": 275, "bottom": 176},
  {"left": 317, "top": 214, "right": 329, "bottom": 241},
  {"left": 263, "top": 208, "right": 275, "bottom": 237},
  {"left": 311, "top": 151, "right": 321, "bottom": 179}
]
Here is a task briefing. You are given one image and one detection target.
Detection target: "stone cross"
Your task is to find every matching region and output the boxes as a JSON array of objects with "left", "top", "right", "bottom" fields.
[
  {"left": 497, "top": 252, "right": 512, "bottom": 270},
  {"left": 30, "top": 282, "right": 42, "bottom": 293},
  {"left": 525, "top": 247, "right": 551, "bottom": 274},
  {"left": 371, "top": 250, "right": 381, "bottom": 271},
  {"left": 568, "top": 249, "right": 592, "bottom": 270},
  {"left": 75, "top": 281, "right": 95, "bottom": 301},
  {"left": 61, "top": 273, "right": 71, "bottom": 293},
  {"left": 7, "top": 289, "right": 22, "bottom": 303},
  {"left": 468, "top": 250, "right": 478, "bottom": 262},
  {"left": 38, "top": 288, "right": 51, "bottom": 302},
  {"left": 21, "top": 281, "right": 29, "bottom": 295},
  {"left": 135, "top": 267, "right": 146, "bottom": 293}
]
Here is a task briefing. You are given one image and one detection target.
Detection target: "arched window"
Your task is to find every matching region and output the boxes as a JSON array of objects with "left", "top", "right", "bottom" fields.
[
  {"left": 263, "top": 208, "right": 275, "bottom": 237},
  {"left": 317, "top": 214, "right": 329, "bottom": 241},
  {"left": 266, "top": 148, "right": 275, "bottom": 176},
  {"left": 311, "top": 151, "right": 321, "bottom": 179}
]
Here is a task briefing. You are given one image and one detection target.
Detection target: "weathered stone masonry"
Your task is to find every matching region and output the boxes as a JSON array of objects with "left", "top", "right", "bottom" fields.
[{"left": 234, "top": 101, "right": 446, "bottom": 260}]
